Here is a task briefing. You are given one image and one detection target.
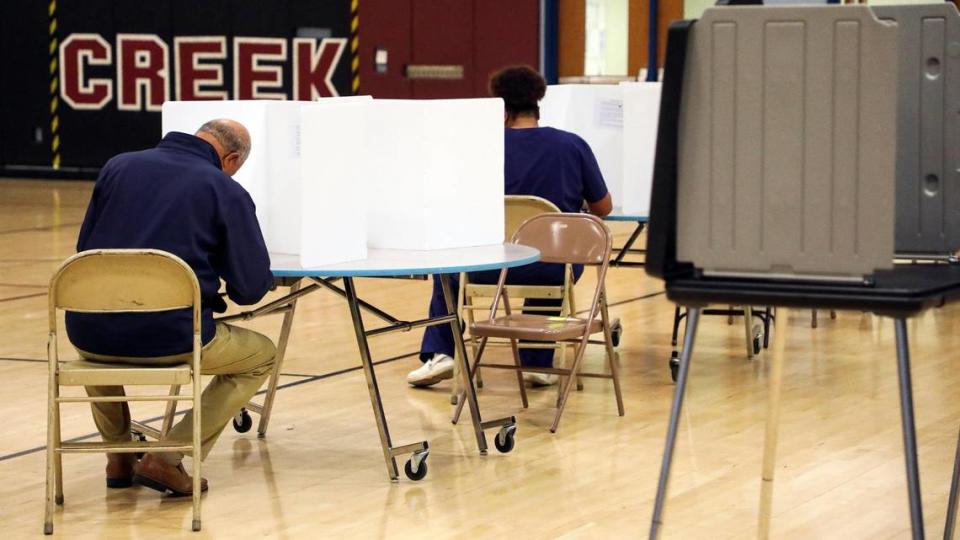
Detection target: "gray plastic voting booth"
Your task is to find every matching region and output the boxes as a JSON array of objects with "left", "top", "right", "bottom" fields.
[
  {"left": 643, "top": 5, "right": 960, "bottom": 539},
  {"left": 676, "top": 5, "right": 897, "bottom": 279},
  {"left": 873, "top": 2, "right": 960, "bottom": 258}
]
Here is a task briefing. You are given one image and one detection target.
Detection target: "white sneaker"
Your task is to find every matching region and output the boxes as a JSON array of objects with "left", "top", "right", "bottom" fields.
[
  {"left": 407, "top": 354, "right": 454, "bottom": 387},
  {"left": 523, "top": 372, "right": 559, "bottom": 387}
]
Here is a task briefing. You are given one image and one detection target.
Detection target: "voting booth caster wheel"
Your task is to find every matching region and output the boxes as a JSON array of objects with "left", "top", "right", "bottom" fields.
[
  {"left": 669, "top": 351, "right": 679, "bottom": 383},
  {"left": 233, "top": 408, "right": 253, "bottom": 433},
  {"left": 494, "top": 423, "right": 517, "bottom": 453},
  {"left": 611, "top": 319, "right": 623, "bottom": 347},
  {"left": 752, "top": 324, "right": 763, "bottom": 356},
  {"left": 404, "top": 450, "right": 429, "bottom": 481}
]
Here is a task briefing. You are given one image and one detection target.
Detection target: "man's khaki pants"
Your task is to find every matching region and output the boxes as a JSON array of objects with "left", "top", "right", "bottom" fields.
[{"left": 82, "top": 323, "right": 276, "bottom": 461}]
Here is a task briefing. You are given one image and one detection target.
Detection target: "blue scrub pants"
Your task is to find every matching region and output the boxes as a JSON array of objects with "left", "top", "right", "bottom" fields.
[{"left": 419, "top": 262, "right": 583, "bottom": 368}]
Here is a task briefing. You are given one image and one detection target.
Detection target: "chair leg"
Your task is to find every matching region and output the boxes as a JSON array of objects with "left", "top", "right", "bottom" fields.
[
  {"left": 509, "top": 338, "right": 529, "bottom": 409},
  {"left": 600, "top": 294, "right": 624, "bottom": 416},
  {"left": 649, "top": 307, "right": 701, "bottom": 540},
  {"left": 944, "top": 425, "right": 960, "bottom": 540},
  {"left": 550, "top": 339, "right": 587, "bottom": 434},
  {"left": 744, "top": 306, "right": 755, "bottom": 358},
  {"left": 44, "top": 372, "right": 58, "bottom": 534},
  {"left": 758, "top": 307, "right": 790, "bottom": 539},
  {"left": 894, "top": 318, "right": 925, "bottom": 540},
  {"left": 191, "top": 349, "right": 202, "bottom": 531},
  {"left": 160, "top": 385, "right": 181, "bottom": 437}
]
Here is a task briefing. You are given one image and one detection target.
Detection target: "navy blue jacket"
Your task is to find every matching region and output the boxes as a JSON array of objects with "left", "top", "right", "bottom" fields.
[{"left": 65, "top": 132, "right": 273, "bottom": 357}]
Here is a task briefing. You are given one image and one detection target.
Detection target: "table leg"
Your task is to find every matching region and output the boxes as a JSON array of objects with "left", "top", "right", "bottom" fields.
[
  {"left": 650, "top": 307, "right": 701, "bottom": 540},
  {"left": 894, "top": 318, "right": 925, "bottom": 540},
  {"left": 439, "top": 273, "right": 516, "bottom": 455},
  {"left": 612, "top": 222, "right": 646, "bottom": 266},
  {"left": 256, "top": 280, "right": 301, "bottom": 437},
  {"left": 343, "top": 277, "right": 427, "bottom": 482}
]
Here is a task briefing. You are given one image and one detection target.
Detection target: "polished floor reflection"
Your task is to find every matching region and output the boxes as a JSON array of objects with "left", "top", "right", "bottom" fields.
[{"left": 1, "top": 178, "right": 958, "bottom": 538}]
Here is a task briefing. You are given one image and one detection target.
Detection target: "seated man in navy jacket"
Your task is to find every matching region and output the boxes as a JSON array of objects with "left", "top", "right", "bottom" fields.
[{"left": 66, "top": 119, "right": 276, "bottom": 496}]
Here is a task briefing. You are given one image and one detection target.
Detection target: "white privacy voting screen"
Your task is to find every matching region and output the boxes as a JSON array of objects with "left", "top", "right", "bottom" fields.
[
  {"left": 366, "top": 98, "right": 505, "bottom": 250},
  {"left": 298, "top": 98, "right": 370, "bottom": 266},
  {"left": 620, "top": 82, "right": 661, "bottom": 216},
  {"left": 539, "top": 83, "right": 661, "bottom": 216}
]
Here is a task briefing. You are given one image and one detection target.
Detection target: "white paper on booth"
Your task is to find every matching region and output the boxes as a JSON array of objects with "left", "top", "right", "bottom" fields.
[
  {"left": 539, "top": 84, "right": 624, "bottom": 206},
  {"left": 620, "top": 82, "right": 661, "bottom": 216},
  {"left": 298, "top": 100, "right": 370, "bottom": 266},
  {"left": 422, "top": 98, "right": 504, "bottom": 250}
]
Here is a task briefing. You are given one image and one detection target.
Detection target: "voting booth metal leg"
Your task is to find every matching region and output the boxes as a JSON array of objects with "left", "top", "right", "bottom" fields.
[
  {"left": 894, "top": 318, "right": 925, "bottom": 540},
  {"left": 649, "top": 307, "right": 701, "bottom": 540},
  {"left": 945, "top": 426, "right": 960, "bottom": 540},
  {"left": 440, "top": 274, "right": 518, "bottom": 455},
  {"left": 758, "top": 307, "right": 789, "bottom": 539},
  {"left": 343, "top": 277, "right": 426, "bottom": 482}
]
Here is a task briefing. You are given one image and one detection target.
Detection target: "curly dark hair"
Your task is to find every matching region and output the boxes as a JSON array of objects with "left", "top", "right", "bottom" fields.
[{"left": 489, "top": 65, "right": 547, "bottom": 120}]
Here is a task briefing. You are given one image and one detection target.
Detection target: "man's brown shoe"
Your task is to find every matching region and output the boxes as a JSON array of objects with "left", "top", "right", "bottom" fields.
[
  {"left": 133, "top": 454, "right": 208, "bottom": 496},
  {"left": 106, "top": 453, "right": 137, "bottom": 488}
]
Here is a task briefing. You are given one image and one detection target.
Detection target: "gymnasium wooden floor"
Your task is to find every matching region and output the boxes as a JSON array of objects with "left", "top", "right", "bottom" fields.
[{"left": 2, "top": 178, "right": 959, "bottom": 539}]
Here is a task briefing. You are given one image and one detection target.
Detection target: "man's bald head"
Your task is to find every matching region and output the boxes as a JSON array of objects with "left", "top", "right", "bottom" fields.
[{"left": 195, "top": 119, "right": 251, "bottom": 176}]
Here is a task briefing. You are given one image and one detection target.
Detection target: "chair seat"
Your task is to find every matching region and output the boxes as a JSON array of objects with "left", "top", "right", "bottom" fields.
[
  {"left": 59, "top": 360, "right": 192, "bottom": 386},
  {"left": 471, "top": 314, "right": 602, "bottom": 341},
  {"left": 666, "top": 264, "right": 960, "bottom": 316}
]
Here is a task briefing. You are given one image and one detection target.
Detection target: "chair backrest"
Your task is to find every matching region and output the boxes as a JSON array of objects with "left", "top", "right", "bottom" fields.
[
  {"left": 647, "top": 5, "right": 897, "bottom": 281},
  {"left": 512, "top": 213, "right": 612, "bottom": 265},
  {"left": 872, "top": 2, "right": 960, "bottom": 256},
  {"left": 504, "top": 195, "right": 561, "bottom": 242},
  {"left": 48, "top": 249, "right": 202, "bottom": 331}
]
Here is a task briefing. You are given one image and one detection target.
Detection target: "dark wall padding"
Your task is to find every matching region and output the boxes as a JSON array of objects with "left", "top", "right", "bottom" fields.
[{"left": 0, "top": 0, "right": 351, "bottom": 179}]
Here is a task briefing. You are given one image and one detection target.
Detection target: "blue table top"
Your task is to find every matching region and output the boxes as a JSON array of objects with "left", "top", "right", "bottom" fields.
[
  {"left": 271, "top": 244, "right": 541, "bottom": 278},
  {"left": 604, "top": 207, "right": 649, "bottom": 222}
]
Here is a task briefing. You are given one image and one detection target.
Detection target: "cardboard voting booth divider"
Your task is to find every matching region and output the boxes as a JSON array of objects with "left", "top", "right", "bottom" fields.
[
  {"left": 365, "top": 98, "right": 505, "bottom": 250},
  {"left": 539, "top": 83, "right": 661, "bottom": 217},
  {"left": 162, "top": 96, "right": 504, "bottom": 263},
  {"left": 620, "top": 82, "right": 661, "bottom": 216}
]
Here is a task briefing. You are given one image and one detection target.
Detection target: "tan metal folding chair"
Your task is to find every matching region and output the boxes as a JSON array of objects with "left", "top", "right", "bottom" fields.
[
  {"left": 44, "top": 249, "right": 203, "bottom": 534},
  {"left": 453, "top": 213, "right": 624, "bottom": 433},
  {"left": 451, "top": 195, "right": 578, "bottom": 404}
]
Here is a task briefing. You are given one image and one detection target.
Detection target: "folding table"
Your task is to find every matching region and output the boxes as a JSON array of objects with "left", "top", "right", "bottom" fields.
[{"left": 221, "top": 244, "right": 540, "bottom": 482}]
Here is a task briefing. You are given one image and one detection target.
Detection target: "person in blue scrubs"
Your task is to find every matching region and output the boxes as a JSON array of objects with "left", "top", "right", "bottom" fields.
[
  {"left": 409, "top": 66, "right": 612, "bottom": 388},
  {"left": 67, "top": 120, "right": 276, "bottom": 496}
]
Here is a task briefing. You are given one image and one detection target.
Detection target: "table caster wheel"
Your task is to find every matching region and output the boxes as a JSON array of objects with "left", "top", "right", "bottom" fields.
[
  {"left": 669, "top": 351, "right": 679, "bottom": 383},
  {"left": 132, "top": 430, "right": 148, "bottom": 459},
  {"left": 404, "top": 450, "right": 429, "bottom": 481},
  {"left": 611, "top": 319, "right": 623, "bottom": 347},
  {"left": 233, "top": 408, "right": 253, "bottom": 433},
  {"left": 494, "top": 423, "right": 517, "bottom": 453}
]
